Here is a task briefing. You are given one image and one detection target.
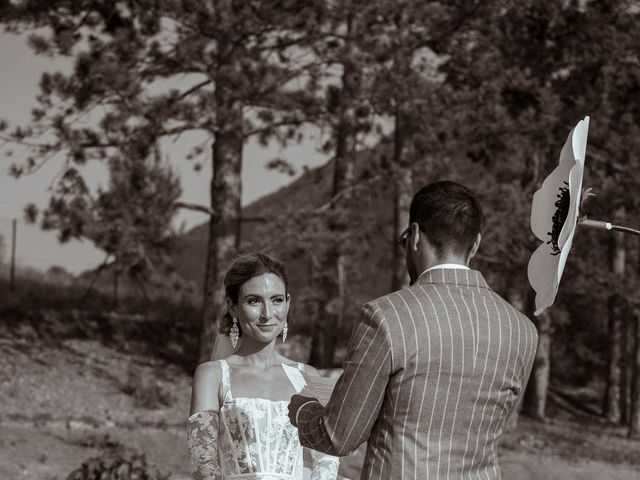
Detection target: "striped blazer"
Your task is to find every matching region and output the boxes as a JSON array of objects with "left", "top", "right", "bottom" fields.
[{"left": 296, "top": 268, "right": 538, "bottom": 480}]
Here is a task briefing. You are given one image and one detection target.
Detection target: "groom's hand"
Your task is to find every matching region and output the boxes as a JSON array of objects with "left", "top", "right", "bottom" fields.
[{"left": 288, "top": 394, "right": 318, "bottom": 427}]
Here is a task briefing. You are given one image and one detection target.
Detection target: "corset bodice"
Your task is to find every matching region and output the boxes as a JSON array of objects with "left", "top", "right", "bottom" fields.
[{"left": 217, "top": 360, "right": 303, "bottom": 479}]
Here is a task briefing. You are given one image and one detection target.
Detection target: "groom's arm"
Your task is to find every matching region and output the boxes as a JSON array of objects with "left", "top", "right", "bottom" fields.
[{"left": 293, "top": 302, "right": 392, "bottom": 456}]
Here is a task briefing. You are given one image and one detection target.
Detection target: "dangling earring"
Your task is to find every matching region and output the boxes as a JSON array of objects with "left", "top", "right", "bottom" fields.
[
  {"left": 282, "top": 322, "right": 288, "bottom": 342},
  {"left": 230, "top": 318, "right": 239, "bottom": 349}
]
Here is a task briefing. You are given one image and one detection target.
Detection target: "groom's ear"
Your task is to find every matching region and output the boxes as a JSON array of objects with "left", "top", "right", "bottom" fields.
[
  {"left": 410, "top": 222, "right": 421, "bottom": 251},
  {"left": 468, "top": 233, "right": 482, "bottom": 261}
]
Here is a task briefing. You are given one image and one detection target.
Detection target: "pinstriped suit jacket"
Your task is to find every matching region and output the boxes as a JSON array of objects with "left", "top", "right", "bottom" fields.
[{"left": 297, "top": 268, "right": 538, "bottom": 480}]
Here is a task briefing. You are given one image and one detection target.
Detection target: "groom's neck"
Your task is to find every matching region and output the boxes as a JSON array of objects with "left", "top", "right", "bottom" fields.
[{"left": 427, "top": 252, "right": 469, "bottom": 270}]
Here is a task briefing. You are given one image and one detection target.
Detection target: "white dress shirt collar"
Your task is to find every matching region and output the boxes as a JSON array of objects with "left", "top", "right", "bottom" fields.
[{"left": 418, "top": 263, "right": 470, "bottom": 279}]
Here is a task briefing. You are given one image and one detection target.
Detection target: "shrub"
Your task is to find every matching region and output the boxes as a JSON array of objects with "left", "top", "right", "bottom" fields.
[
  {"left": 66, "top": 447, "right": 169, "bottom": 480},
  {"left": 120, "top": 368, "right": 175, "bottom": 409}
]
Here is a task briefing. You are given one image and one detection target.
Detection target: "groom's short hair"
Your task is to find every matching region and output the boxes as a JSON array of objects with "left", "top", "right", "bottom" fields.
[{"left": 410, "top": 181, "right": 484, "bottom": 257}]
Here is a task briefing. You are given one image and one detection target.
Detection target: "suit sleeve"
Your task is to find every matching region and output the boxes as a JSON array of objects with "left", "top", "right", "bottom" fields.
[{"left": 296, "top": 303, "right": 392, "bottom": 456}]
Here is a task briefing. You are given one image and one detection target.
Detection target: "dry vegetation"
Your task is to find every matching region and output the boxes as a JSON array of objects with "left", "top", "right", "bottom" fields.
[{"left": 1, "top": 274, "right": 640, "bottom": 480}]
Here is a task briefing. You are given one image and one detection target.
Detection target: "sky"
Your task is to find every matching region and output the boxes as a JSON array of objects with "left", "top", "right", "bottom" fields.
[{"left": 0, "top": 30, "right": 329, "bottom": 274}]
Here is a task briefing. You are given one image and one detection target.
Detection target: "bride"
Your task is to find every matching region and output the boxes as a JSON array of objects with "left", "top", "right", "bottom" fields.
[{"left": 188, "top": 253, "right": 340, "bottom": 480}]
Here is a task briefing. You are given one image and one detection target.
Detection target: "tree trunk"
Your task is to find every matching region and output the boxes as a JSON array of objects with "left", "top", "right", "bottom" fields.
[
  {"left": 522, "top": 290, "right": 551, "bottom": 420},
  {"left": 604, "top": 228, "right": 626, "bottom": 422},
  {"left": 310, "top": 15, "right": 358, "bottom": 368},
  {"left": 630, "top": 234, "right": 640, "bottom": 437},
  {"left": 621, "top": 308, "right": 631, "bottom": 424},
  {"left": 391, "top": 109, "right": 412, "bottom": 291},
  {"left": 199, "top": 103, "right": 243, "bottom": 363},
  {"left": 505, "top": 285, "right": 526, "bottom": 431},
  {"left": 81, "top": 256, "right": 109, "bottom": 305},
  {"left": 112, "top": 269, "right": 119, "bottom": 310},
  {"left": 629, "top": 306, "right": 640, "bottom": 438},
  {"left": 312, "top": 159, "right": 354, "bottom": 367}
]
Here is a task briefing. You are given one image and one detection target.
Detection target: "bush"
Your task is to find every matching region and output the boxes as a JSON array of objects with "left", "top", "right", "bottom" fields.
[
  {"left": 66, "top": 446, "right": 169, "bottom": 480},
  {"left": 120, "top": 368, "right": 175, "bottom": 409}
]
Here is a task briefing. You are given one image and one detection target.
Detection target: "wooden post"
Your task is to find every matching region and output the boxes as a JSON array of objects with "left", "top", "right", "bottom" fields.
[
  {"left": 9, "top": 218, "right": 16, "bottom": 292},
  {"left": 628, "top": 306, "right": 640, "bottom": 438},
  {"left": 604, "top": 218, "right": 626, "bottom": 423},
  {"left": 522, "top": 288, "right": 552, "bottom": 420}
]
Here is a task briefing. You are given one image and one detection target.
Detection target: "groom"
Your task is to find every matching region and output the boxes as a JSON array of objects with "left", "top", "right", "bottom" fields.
[{"left": 288, "top": 180, "right": 538, "bottom": 479}]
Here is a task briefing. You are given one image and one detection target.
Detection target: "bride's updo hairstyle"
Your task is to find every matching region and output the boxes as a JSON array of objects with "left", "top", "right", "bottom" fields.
[{"left": 219, "top": 253, "right": 290, "bottom": 338}]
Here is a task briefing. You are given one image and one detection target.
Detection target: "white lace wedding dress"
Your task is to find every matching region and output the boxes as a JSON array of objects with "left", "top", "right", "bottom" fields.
[{"left": 188, "top": 359, "right": 339, "bottom": 480}]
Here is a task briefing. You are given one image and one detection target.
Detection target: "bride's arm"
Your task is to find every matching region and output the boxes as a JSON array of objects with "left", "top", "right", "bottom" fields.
[
  {"left": 187, "top": 362, "right": 223, "bottom": 480},
  {"left": 308, "top": 448, "right": 340, "bottom": 480},
  {"left": 188, "top": 411, "right": 222, "bottom": 480}
]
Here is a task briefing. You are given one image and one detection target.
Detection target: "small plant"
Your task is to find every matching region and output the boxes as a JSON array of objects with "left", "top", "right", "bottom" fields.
[
  {"left": 66, "top": 432, "right": 121, "bottom": 450},
  {"left": 66, "top": 446, "right": 169, "bottom": 480},
  {"left": 120, "top": 368, "right": 174, "bottom": 410}
]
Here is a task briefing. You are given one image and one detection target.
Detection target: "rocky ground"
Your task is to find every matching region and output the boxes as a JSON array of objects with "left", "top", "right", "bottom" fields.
[{"left": 1, "top": 325, "right": 640, "bottom": 479}]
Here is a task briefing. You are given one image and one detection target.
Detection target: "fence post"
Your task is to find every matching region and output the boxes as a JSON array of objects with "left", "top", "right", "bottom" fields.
[{"left": 9, "top": 218, "right": 16, "bottom": 292}]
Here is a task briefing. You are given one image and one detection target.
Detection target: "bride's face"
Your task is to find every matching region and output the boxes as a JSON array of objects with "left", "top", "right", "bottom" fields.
[{"left": 230, "top": 273, "right": 290, "bottom": 344}]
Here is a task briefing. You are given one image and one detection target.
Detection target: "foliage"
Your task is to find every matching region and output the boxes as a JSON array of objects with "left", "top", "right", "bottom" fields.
[
  {"left": 26, "top": 157, "right": 182, "bottom": 289},
  {"left": 2, "top": 1, "right": 640, "bottom": 383},
  {"left": 1, "top": 1, "right": 323, "bottom": 165},
  {"left": 66, "top": 446, "right": 169, "bottom": 480},
  {"left": 0, "top": 0, "right": 328, "bottom": 360},
  {"left": 119, "top": 367, "right": 175, "bottom": 409},
  {"left": 428, "top": 0, "right": 640, "bottom": 397},
  {"left": 433, "top": 0, "right": 640, "bottom": 256},
  {"left": 0, "top": 273, "right": 201, "bottom": 372}
]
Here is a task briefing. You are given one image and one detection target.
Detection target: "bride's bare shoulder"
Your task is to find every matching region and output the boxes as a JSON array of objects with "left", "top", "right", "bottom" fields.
[
  {"left": 190, "top": 361, "right": 224, "bottom": 415},
  {"left": 193, "top": 360, "right": 224, "bottom": 384}
]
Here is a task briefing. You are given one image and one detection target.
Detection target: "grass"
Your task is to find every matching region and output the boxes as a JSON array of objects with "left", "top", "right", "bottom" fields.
[
  {"left": 2, "top": 270, "right": 640, "bottom": 479},
  {"left": 0, "top": 273, "right": 202, "bottom": 373},
  {"left": 119, "top": 368, "right": 176, "bottom": 410}
]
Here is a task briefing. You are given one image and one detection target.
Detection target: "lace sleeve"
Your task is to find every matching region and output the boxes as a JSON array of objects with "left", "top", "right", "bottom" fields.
[
  {"left": 309, "top": 448, "right": 339, "bottom": 480},
  {"left": 187, "top": 411, "right": 222, "bottom": 480}
]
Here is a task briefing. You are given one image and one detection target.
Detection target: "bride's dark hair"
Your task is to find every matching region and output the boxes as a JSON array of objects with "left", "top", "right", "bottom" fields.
[{"left": 219, "top": 253, "right": 290, "bottom": 337}]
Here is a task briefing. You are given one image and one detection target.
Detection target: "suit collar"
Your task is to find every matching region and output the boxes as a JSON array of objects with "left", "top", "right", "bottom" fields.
[{"left": 415, "top": 268, "right": 490, "bottom": 290}]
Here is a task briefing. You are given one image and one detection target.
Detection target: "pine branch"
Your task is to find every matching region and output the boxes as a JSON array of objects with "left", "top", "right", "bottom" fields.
[
  {"left": 175, "top": 202, "right": 215, "bottom": 216},
  {"left": 174, "top": 201, "right": 281, "bottom": 224},
  {"left": 315, "top": 173, "right": 386, "bottom": 213},
  {"left": 178, "top": 79, "right": 214, "bottom": 101},
  {"left": 0, "top": 134, "right": 52, "bottom": 149},
  {"left": 243, "top": 119, "right": 308, "bottom": 139},
  {"left": 248, "top": 63, "right": 318, "bottom": 102}
]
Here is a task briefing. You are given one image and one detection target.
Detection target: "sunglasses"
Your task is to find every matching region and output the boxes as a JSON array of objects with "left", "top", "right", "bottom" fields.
[{"left": 397, "top": 226, "right": 410, "bottom": 248}]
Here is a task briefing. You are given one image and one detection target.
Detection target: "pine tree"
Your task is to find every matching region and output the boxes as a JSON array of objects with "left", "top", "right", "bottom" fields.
[
  {"left": 0, "top": 1, "right": 325, "bottom": 361},
  {"left": 365, "top": 0, "right": 447, "bottom": 291},
  {"left": 305, "top": 0, "right": 374, "bottom": 367},
  {"left": 432, "top": 0, "right": 640, "bottom": 421}
]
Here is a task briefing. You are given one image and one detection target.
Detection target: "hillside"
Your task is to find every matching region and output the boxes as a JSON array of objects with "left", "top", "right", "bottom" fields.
[
  {"left": 2, "top": 317, "right": 640, "bottom": 480},
  {"left": 2, "top": 260, "right": 640, "bottom": 480},
  {"left": 171, "top": 142, "right": 402, "bottom": 338},
  {"left": 172, "top": 155, "right": 339, "bottom": 289}
]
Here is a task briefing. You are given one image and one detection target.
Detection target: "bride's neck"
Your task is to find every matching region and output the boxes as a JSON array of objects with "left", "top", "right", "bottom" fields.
[{"left": 234, "top": 338, "right": 279, "bottom": 367}]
